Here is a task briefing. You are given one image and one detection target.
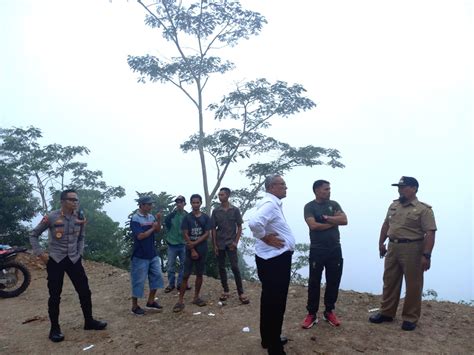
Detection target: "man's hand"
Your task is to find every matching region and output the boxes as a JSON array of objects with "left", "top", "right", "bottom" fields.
[
  {"left": 315, "top": 215, "right": 327, "bottom": 223},
  {"left": 421, "top": 256, "right": 431, "bottom": 271},
  {"left": 39, "top": 253, "right": 49, "bottom": 265},
  {"left": 152, "top": 222, "right": 160, "bottom": 231},
  {"left": 261, "top": 233, "right": 284, "bottom": 249},
  {"left": 379, "top": 243, "right": 387, "bottom": 258},
  {"left": 191, "top": 248, "right": 199, "bottom": 260},
  {"left": 186, "top": 241, "right": 196, "bottom": 249},
  {"left": 228, "top": 241, "right": 238, "bottom": 251},
  {"left": 214, "top": 246, "right": 219, "bottom": 256}
]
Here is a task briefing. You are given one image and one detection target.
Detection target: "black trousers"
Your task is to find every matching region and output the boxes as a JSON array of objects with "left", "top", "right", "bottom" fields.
[
  {"left": 217, "top": 247, "right": 244, "bottom": 295},
  {"left": 47, "top": 257, "right": 92, "bottom": 328},
  {"left": 306, "top": 247, "right": 343, "bottom": 315},
  {"left": 256, "top": 251, "right": 292, "bottom": 355}
]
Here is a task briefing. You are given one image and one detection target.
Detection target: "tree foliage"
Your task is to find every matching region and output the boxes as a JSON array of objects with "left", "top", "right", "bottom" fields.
[
  {"left": 127, "top": 0, "right": 346, "bottom": 282},
  {"left": 128, "top": 0, "right": 268, "bottom": 211},
  {"left": 83, "top": 210, "right": 125, "bottom": 267},
  {"left": 0, "top": 162, "right": 40, "bottom": 246},
  {"left": 183, "top": 78, "right": 344, "bottom": 214},
  {"left": 291, "top": 243, "right": 310, "bottom": 284},
  {"left": 0, "top": 126, "right": 126, "bottom": 266},
  {"left": 0, "top": 126, "right": 125, "bottom": 213},
  {"left": 128, "top": 1, "right": 344, "bottom": 215}
]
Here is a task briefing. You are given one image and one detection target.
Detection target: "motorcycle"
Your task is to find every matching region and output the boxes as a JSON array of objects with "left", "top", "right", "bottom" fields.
[{"left": 0, "top": 245, "right": 31, "bottom": 298}]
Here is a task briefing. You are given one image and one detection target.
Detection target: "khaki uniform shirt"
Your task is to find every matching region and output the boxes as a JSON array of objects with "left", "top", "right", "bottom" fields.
[
  {"left": 385, "top": 198, "right": 437, "bottom": 240},
  {"left": 29, "top": 209, "right": 86, "bottom": 263}
]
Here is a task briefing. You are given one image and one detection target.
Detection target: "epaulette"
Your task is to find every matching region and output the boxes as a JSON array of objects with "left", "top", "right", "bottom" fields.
[{"left": 419, "top": 201, "right": 432, "bottom": 209}]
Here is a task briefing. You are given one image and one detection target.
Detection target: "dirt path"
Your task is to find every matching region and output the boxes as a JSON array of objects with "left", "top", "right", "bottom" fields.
[{"left": 1, "top": 254, "right": 472, "bottom": 354}]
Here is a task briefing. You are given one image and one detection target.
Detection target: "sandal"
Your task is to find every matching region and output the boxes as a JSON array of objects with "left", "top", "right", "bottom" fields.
[
  {"left": 173, "top": 302, "right": 185, "bottom": 313},
  {"left": 219, "top": 293, "right": 230, "bottom": 301},
  {"left": 177, "top": 285, "right": 192, "bottom": 292},
  {"left": 239, "top": 295, "right": 250, "bottom": 305},
  {"left": 164, "top": 286, "right": 175, "bottom": 293},
  {"left": 192, "top": 298, "right": 207, "bottom": 307}
]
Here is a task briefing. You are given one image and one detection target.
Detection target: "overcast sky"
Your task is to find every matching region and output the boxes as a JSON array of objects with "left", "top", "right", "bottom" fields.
[{"left": 0, "top": 0, "right": 472, "bottom": 302}]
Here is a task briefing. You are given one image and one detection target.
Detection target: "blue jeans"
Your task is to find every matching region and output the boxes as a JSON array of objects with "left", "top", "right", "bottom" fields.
[
  {"left": 167, "top": 244, "right": 185, "bottom": 288},
  {"left": 130, "top": 256, "right": 164, "bottom": 298}
]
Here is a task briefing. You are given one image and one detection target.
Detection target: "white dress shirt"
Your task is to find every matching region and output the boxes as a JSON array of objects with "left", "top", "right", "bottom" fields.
[{"left": 248, "top": 192, "right": 296, "bottom": 260}]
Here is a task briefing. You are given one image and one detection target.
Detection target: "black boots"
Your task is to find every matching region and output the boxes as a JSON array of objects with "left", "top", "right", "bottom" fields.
[
  {"left": 49, "top": 327, "right": 65, "bottom": 343},
  {"left": 84, "top": 318, "right": 107, "bottom": 330},
  {"left": 49, "top": 319, "right": 107, "bottom": 343}
]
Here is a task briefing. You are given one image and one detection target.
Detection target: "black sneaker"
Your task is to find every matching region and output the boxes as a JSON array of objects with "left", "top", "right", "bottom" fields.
[
  {"left": 145, "top": 301, "right": 163, "bottom": 311},
  {"left": 84, "top": 319, "right": 107, "bottom": 330},
  {"left": 369, "top": 313, "right": 393, "bottom": 323},
  {"left": 131, "top": 306, "right": 145, "bottom": 316},
  {"left": 261, "top": 336, "right": 288, "bottom": 349},
  {"left": 401, "top": 321, "right": 417, "bottom": 331},
  {"left": 49, "top": 327, "right": 64, "bottom": 342}
]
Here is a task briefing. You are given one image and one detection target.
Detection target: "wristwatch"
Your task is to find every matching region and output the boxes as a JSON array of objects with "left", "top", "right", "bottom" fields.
[{"left": 422, "top": 253, "right": 431, "bottom": 259}]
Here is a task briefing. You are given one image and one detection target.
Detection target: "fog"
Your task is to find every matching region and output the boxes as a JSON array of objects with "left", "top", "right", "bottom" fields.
[{"left": 1, "top": 0, "right": 472, "bottom": 302}]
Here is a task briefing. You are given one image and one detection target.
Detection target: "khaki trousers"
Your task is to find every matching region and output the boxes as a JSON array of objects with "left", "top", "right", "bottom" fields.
[{"left": 380, "top": 241, "right": 424, "bottom": 323}]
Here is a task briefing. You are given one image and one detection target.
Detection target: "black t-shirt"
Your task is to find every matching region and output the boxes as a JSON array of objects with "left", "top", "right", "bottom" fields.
[
  {"left": 304, "top": 200, "right": 344, "bottom": 250},
  {"left": 181, "top": 212, "right": 211, "bottom": 242}
]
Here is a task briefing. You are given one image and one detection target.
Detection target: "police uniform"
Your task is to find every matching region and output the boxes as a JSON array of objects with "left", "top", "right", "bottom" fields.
[
  {"left": 381, "top": 197, "right": 437, "bottom": 323},
  {"left": 30, "top": 209, "right": 94, "bottom": 330}
]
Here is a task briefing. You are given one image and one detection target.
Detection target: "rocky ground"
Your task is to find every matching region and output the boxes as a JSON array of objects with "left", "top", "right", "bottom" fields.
[{"left": 1, "top": 253, "right": 473, "bottom": 354}]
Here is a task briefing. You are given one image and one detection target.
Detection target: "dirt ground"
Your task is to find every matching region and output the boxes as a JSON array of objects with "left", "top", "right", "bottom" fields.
[{"left": 1, "top": 253, "right": 473, "bottom": 354}]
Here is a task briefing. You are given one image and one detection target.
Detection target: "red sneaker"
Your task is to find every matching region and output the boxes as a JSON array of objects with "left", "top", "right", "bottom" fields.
[
  {"left": 323, "top": 311, "right": 341, "bottom": 326},
  {"left": 301, "top": 313, "right": 318, "bottom": 329}
]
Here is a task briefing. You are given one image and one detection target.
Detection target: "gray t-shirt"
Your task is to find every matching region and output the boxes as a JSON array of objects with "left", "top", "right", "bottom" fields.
[
  {"left": 211, "top": 204, "right": 243, "bottom": 250},
  {"left": 304, "top": 200, "right": 343, "bottom": 251}
]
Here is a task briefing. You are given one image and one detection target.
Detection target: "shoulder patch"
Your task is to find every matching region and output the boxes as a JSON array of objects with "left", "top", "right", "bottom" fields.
[{"left": 40, "top": 215, "right": 49, "bottom": 224}]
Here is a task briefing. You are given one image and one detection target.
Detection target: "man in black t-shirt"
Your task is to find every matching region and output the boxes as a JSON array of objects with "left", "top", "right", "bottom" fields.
[
  {"left": 173, "top": 194, "right": 211, "bottom": 313},
  {"left": 301, "top": 180, "right": 348, "bottom": 329}
]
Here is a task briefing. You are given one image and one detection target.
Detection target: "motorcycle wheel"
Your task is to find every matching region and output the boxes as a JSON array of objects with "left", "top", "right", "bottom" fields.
[{"left": 0, "top": 262, "right": 31, "bottom": 298}]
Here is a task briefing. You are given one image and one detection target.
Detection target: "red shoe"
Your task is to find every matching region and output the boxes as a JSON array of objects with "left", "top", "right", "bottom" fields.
[
  {"left": 323, "top": 311, "right": 341, "bottom": 326},
  {"left": 301, "top": 313, "right": 318, "bottom": 329}
]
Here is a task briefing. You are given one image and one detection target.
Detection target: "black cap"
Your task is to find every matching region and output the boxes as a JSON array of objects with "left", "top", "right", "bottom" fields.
[
  {"left": 137, "top": 196, "right": 153, "bottom": 205},
  {"left": 174, "top": 195, "right": 186, "bottom": 203},
  {"left": 391, "top": 176, "right": 419, "bottom": 188}
]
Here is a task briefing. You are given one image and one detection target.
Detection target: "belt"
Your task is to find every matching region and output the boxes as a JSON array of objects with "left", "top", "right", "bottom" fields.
[{"left": 389, "top": 238, "right": 424, "bottom": 244}]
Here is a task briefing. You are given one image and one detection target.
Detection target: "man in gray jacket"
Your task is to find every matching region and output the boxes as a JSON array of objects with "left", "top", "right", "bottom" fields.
[{"left": 30, "top": 189, "right": 107, "bottom": 343}]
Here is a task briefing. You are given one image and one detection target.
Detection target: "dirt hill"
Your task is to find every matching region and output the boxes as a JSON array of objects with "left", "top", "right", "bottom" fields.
[{"left": 1, "top": 253, "right": 473, "bottom": 354}]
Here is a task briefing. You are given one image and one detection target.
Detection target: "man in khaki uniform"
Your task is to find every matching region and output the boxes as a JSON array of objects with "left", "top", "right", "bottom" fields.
[{"left": 369, "top": 176, "right": 437, "bottom": 331}]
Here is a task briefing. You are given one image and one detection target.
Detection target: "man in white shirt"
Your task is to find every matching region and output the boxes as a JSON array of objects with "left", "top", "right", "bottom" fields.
[{"left": 249, "top": 174, "right": 295, "bottom": 355}]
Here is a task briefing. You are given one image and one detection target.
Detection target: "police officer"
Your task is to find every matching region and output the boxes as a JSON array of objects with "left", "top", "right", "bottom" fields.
[
  {"left": 30, "top": 189, "right": 107, "bottom": 343},
  {"left": 369, "top": 177, "right": 437, "bottom": 331}
]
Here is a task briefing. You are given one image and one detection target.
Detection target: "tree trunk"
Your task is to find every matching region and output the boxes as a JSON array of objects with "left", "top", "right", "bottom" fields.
[
  {"left": 196, "top": 83, "right": 210, "bottom": 213},
  {"left": 35, "top": 172, "right": 47, "bottom": 213}
]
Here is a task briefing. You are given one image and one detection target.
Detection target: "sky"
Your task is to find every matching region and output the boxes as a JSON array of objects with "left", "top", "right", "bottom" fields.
[{"left": 0, "top": 0, "right": 472, "bottom": 302}]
